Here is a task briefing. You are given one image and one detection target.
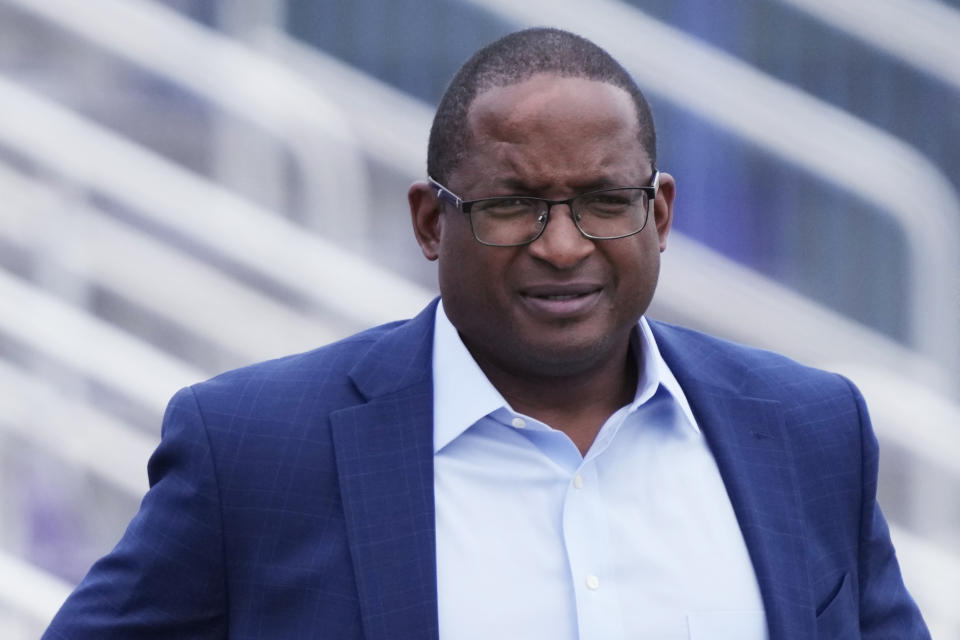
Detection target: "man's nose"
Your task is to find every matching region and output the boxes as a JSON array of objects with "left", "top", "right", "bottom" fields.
[{"left": 526, "top": 205, "right": 595, "bottom": 268}]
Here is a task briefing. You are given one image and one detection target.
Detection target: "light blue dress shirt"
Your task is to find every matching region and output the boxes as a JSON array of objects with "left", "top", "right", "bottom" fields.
[{"left": 432, "top": 302, "right": 768, "bottom": 640}]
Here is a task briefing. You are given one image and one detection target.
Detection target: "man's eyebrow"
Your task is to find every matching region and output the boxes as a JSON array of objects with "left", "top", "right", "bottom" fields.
[
  {"left": 485, "top": 177, "right": 626, "bottom": 196},
  {"left": 482, "top": 177, "right": 544, "bottom": 195},
  {"left": 575, "top": 178, "right": 623, "bottom": 191}
]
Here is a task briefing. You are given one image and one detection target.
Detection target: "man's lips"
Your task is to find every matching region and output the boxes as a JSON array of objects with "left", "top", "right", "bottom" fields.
[
  {"left": 520, "top": 283, "right": 603, "bottom": 298},
  {"left": 519, "top": 284, "right": 603, "bottom": 317}
]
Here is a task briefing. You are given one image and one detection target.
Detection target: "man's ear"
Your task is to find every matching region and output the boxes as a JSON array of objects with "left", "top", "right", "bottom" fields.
[
  {"left": 409, "top": 181, "right": 442, "bottom": 261},
  {"left": 652, "top": 172, "right": 676, "bottom": 253}
]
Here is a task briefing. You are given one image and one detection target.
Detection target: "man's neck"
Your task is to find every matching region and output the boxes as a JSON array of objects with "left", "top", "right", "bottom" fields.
[{"left": 471, "top": 342, "right": 638, "bottom": 456}]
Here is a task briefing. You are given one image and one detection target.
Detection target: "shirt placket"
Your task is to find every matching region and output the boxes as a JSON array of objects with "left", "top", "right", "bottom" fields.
[{"left": 561, "top": 455, "right": 625, "bottom": 640}]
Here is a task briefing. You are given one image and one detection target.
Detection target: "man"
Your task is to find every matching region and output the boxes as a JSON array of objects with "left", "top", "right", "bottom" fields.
[{"left": 45, "top": 28, "right": 928, "bottom": 639}]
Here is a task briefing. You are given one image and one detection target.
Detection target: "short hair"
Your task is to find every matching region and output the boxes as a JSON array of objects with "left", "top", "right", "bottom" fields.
[{"left": 427, "top": 28, "right": 657, "bottom": 184}]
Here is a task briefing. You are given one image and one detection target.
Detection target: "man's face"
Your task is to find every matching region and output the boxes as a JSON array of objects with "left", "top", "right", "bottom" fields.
[{"left": 411, "top": 74, "right": 675, "bottom": 380}]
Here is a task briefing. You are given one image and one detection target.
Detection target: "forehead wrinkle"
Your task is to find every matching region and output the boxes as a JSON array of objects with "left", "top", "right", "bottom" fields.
[
  {"left": 474, "top": 92, "right": 633, "bottom": 146},
  {"left": 469, "top": 144, "right": 642, "bottom": 196},
  {"left": 472, "top": 130, "right": 645, "bottom": 193}
]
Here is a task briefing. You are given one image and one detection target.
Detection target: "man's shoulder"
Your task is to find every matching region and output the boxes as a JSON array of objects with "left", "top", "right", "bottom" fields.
[
  {"left": 206, "top": 320, "right": 403, "bottom": 383},
  {"left": 648, "top": 319, "right": 855, "bottom": 402},
  {"left": 180, "top": 309, "right": 432, "bottom": 419},
  {"left": 649, "top": 320, "right": 869, "bottom": 464},
  {"left": 649, "top": 318, "right": 828, "bottom": 371}
]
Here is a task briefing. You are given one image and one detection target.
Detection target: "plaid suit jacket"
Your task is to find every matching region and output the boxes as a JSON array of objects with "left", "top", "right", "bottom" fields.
[{"left": 44, "top": 299, "right": 929, "bottom": 639}]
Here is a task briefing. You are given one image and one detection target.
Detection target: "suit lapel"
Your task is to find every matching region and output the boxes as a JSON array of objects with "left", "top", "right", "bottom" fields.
[
  {"left": 652, "top": 322, "right": 814, "bottom": 640},
  {"left": 330, "top": 301, "right": 440, "bottom": 640}
]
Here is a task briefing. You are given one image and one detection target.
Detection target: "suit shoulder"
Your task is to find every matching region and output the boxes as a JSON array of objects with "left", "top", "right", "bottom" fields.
[
  {"left": 184, "top": 319, "right": 408, "bottom": 409},
  {"left": 649, "top": 320, "right": 869, "bottom": 466},
  {"left": 649, "top": 320, "right": 853, "bottom": 400}
]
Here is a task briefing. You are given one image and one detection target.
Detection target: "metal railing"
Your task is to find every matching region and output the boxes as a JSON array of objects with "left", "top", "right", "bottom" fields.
[
  {"left": 0, "top": 550, "right": 72, "bottom": 635},
  {"left": 3, "top": 0, "right": 369, "bottom": 233},
  {"left": 0, "top": 76, "right": 435, "bottom": 330},
  {"left": 0, "top": 266, "right": 203, "bottom": 417},
  {"left": 0, "top": 163, "right": 350, "bottom": 369},
  {"left": 779, "top": 0, "right": 960, "bottom": 93},
  {"left": 0, "top": 358, "right": 156, "bottom": 497}
]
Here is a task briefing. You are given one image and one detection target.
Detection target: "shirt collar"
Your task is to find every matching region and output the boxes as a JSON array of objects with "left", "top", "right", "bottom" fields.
[
  {"left": 633, "top": 315, "right": 700, "bottom": 434},
  {"left": 432, "top": 302, "right": 699, "bottom": 454},
  {"left": 432, "top": 300, "right": 506, "bottom": 453}
]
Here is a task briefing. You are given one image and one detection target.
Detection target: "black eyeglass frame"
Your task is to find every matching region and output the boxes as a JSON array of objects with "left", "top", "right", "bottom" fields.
[{"left": 428, "top": 171, "right": 661, "bottom": 247}]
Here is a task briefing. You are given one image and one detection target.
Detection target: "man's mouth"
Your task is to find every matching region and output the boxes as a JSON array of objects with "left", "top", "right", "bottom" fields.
[
  {"left": 520, "top": 285, "right": 603, "bottom": 317},
  {"left": 533, "top": 292, "right": 592, "bottom": 301}
]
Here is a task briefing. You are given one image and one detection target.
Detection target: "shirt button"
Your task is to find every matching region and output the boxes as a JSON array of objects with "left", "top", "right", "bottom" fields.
[
  {"left": 586, "top": 575, "right": 600, "bottom": 590},
  {"left": 511, "top": 417, "right": 526, "bottom": 429},
  {"left": 572, "top": 474, "right": 584, "bottom": 489}
]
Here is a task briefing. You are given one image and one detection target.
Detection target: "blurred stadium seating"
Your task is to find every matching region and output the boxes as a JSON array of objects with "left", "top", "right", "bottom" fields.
[{"left": 0, "top": 0, "right": 957, "bottom": 637}]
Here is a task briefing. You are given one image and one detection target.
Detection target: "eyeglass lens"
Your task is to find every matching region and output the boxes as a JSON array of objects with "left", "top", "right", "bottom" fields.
[{"left": 470, "top": 188, "right": 650, "bottom": 246}]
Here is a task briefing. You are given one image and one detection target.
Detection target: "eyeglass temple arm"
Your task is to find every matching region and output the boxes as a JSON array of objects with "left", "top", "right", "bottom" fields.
[
  {"left": 428, "top": 177, "right": 463, "bottom": 209},
  {"left": 648, "top": 170, "right": 660, "bottom": 219}
]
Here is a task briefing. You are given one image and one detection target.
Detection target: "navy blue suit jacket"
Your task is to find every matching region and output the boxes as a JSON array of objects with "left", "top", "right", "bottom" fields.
[{"left": 45, "top": 300, "right": 929, "bottom": 639}]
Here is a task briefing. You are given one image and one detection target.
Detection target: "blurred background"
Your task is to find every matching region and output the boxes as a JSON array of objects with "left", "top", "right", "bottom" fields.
[{"left": 0, "top": 0, "right": 958, "bottom": 637}]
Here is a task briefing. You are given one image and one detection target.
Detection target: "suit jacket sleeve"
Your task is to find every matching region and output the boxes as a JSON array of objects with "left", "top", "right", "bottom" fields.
[
  {"left": 43, "top": 386, "right": 228, "bottom": 639},
  {"left": 847, "top": 378, "right": 930, "bottom": 639}
]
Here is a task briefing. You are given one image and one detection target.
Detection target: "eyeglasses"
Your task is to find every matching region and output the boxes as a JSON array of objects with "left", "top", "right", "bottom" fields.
[{"left": 428, "top": 171, "right": 660, "bottom": 247}]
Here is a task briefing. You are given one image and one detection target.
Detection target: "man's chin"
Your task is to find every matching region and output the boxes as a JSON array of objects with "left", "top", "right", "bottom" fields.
[{"left": 504, "top": 332, "right": 626, "bottom": 378}]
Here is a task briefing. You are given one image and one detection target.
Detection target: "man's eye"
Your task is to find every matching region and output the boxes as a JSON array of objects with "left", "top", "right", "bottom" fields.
[
  {"left": 581, "top": 194, "right": 632, "bottom": 215},
  {"left": 476, "top": 198, "right": 537, "bottom": 216}
]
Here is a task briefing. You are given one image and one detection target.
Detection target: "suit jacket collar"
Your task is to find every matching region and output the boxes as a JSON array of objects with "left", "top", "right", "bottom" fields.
[
  {"left": 330, "top": 300, "right": 440, "bottom": 640},
  {"left": 345, "top": 299, "right": 439, "bottom": 400},
  {"left": 651, "top": 320, "right": 814, "bottom": 640}
]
